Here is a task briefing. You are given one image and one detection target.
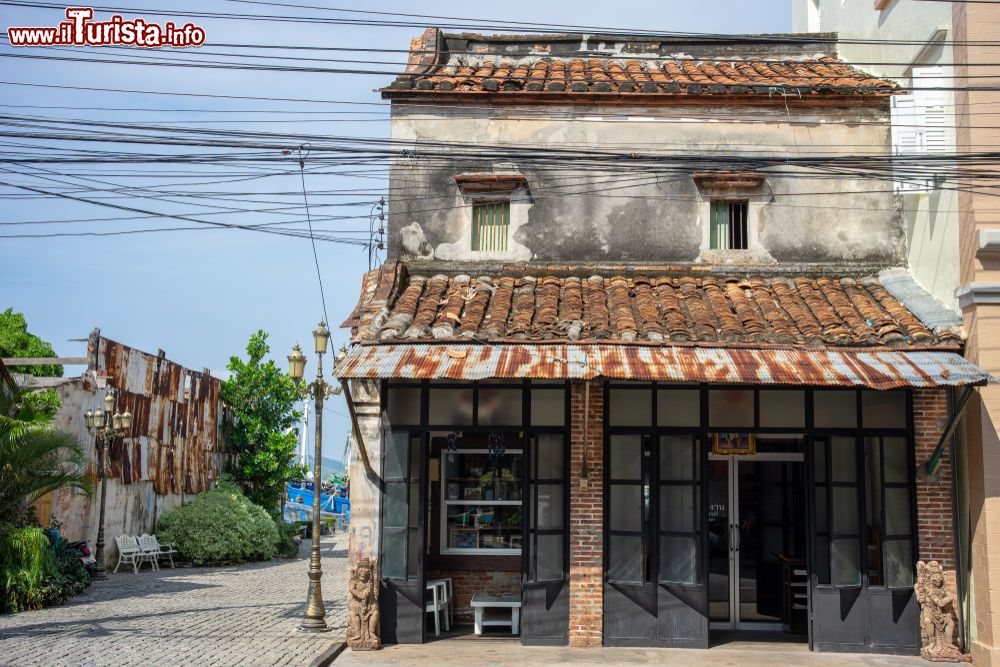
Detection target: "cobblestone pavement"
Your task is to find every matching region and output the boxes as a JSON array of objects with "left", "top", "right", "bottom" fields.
[{"left": 0, "top": 532, "right": 349, "bottom": 667}]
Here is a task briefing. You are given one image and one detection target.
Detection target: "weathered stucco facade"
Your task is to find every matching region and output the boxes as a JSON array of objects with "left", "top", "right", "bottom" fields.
[{"left": 389, "top": 103, "right": 905, "bottom": 270}]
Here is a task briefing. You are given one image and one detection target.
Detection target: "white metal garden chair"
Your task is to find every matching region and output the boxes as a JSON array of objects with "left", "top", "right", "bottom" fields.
[
  {"left": 114, "top": 534, "right": 155, "bottom": 573},
  {"left": 136, "top": 534, "right": 162, "bottom": 571},
  {"left": 148, "top": 534, "right": 179, "bottom": 568}
]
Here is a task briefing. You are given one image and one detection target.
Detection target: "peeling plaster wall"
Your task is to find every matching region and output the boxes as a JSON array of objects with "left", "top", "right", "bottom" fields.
[
  {"left": 346, "top": 379, "right": 382, "bottom": 570},
  {"left": 387, "top": 103, "right": 905, "bottom": 272}
]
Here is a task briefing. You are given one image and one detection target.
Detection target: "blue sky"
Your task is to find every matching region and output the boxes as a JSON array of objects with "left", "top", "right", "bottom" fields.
[{"left": 0, "top": 1, "right": 790, "bottom": 463}]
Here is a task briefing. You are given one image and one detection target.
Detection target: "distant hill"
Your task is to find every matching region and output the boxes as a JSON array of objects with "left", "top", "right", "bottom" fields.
[{"left": 302, "top": 455, "right": 346, "bottom": 479}]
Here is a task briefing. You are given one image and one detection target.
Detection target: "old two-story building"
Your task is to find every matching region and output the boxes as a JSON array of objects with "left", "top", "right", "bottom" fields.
[{"left": 334, "top": 28, "right": 992, "bottom": 656}]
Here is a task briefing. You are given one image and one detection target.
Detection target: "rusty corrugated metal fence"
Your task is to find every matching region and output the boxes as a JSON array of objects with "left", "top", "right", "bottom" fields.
[{"left": 96, "top": 337, "right": 226, "bottom": 495}]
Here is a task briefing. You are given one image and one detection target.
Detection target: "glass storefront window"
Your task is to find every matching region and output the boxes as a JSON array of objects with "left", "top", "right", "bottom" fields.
[
  {"left": 759, "top": 390, "right": 805, "bottom": 428},
  {"left": 708, "top": 389, "right": 753, "bottom": 428},
  {"left": 429, "top": 387, "right": 473, "bottom": 424},
  {"left": 478, "top": 386, "right": 522, "bottom": 425},
  {"left": 610, "top": 434, "right": 642, "bottom": 479},
  {"left": 609, "top": 535, "right": 643, "bottom": 582},
  {"left": 657, "top": 388, "right": 700, "bottom": 427},
  {"left": 441, "top": 449, "right": 522, "bottom": 553},
  {"left": 609, "top": 388, "right": 652, "bottom": 426},
  {"left": 535, "top": 433, "right": 564, "bottom": 479},
  {"left": 531, "top": 388, "right": 565, "bottom": 426},
  {"left": 387, "top": 386, "right": 421, "bottom": 425},
  {"left": 659, "top": 536, "right": 697, "bottom": 584},
  {"left": 831, "top": 538, "right": 862, "bottom": 586},
  {"left": 862, "top": 391, "right": 906, "bottom": 429},
  {"left": 814, "top": 391, "right": 857, "bottom": 428}
]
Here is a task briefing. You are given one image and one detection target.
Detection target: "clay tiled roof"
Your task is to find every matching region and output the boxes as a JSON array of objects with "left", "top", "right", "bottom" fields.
[
  {"left": 345, "top": 265, "right": 960, "bottom": 350},
  {"left": 382, "top": 30, "right": 897, "bottom": 99},
  {"left": 387, "top": 55, "right": 896, "bottom": 97}
]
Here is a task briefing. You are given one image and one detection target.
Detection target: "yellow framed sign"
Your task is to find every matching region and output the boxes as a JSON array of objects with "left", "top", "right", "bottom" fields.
[{"left": 712, "top": 432, "right": 756, "bottom": 456}]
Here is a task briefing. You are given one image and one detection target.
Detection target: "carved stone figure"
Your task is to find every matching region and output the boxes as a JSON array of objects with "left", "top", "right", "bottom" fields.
[
  {"left": 347, "top": 557, "right": 381, "bottom": 650},
  {"left": 916, "top": 560, "right": 962, "bottom": 662}
]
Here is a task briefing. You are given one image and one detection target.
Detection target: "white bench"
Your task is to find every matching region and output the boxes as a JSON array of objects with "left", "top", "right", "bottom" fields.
[{"left": 470, "top": 592, "right": 521, "bottom": 635}]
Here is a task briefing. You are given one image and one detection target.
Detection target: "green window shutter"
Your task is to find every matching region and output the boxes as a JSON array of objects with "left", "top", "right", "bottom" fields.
[
  {"left": 710, "top": 201, "right": 731, "bottom": 250},
  {"left": 472, "top": 201, "right": 510, "bottom": 252},
  {"left": 472, "top": 204, "right": 482, "bottom": 251}
]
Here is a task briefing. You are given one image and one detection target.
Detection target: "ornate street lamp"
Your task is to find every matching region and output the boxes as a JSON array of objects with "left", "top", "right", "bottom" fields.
[
  {"left": 288, "top": 321, "right": 342, "bottom": 632},
  {"left": 84, "top": 389, "right": 132, "bottom": 579}
]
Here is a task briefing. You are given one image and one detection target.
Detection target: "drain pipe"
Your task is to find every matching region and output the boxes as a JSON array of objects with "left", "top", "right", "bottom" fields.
[
  {"left": 580, "top": 381, "right": 590, "bottom": 491},
  {"left": 947, "top": 388, "right": 968, "bottom": 652}
]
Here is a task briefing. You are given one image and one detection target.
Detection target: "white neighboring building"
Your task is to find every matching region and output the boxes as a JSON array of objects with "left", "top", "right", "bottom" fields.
[{"left": 792, "top": 0, "right": 959, "bottom": 309}]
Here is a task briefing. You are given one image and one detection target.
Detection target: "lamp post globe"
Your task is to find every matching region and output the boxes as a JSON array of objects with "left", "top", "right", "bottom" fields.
[
  {"left": 313, "top": 321, "right": 330, "bottom": 355},
  {"left": 288, "top": 343, "right": 306, "bottom": 384}
]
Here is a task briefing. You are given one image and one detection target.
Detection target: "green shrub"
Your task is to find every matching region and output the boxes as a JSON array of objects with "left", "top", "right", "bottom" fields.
[
  {"left": 275, "top": 523, "right": 300, "bottom": 559},
  {"left": 156, "top": 477, "right": 279, "bottom": 565},
  {"left": 0, "top": 522, "right": 90, "bottom": 614}
]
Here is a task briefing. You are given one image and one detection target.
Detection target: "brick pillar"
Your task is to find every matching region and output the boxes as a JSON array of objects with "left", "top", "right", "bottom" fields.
[
  {"left": 568, "top": 380, "right": 603, "bottom": 648},
  {"left": 914, "top": 389, "right": 957, "bottom": 572}
]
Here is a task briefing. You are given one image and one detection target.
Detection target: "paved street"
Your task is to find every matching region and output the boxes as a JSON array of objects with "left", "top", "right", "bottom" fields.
[{"left": 0, "top": 532, "right": 348, "bottom": 667}]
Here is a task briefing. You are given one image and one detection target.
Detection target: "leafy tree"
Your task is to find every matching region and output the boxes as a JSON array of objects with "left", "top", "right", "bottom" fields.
[
  {"left": 0, "top": 309, "right": 62, "bottom": 377},
  {"left": 0, "top": 382, "right": 89, "bottom": 525},
  {"left": 221, "top": 331, "right": 304, "bottom": 514}
]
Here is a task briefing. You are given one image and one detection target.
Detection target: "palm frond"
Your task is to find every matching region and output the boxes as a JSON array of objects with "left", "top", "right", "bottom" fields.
[{"left": 0, "top": 384, "right": 91, "bottom": 524}]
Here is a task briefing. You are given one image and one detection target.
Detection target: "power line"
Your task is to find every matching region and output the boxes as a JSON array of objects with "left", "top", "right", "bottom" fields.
[
  {"left": 6, "top": 0, "right": 1000, "bottom": 47},
  {"left": 291, "top": 144, "right": 330, "bottom": 326}
]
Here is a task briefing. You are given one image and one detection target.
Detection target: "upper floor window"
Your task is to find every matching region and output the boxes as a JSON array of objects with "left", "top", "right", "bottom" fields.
[
  {"left": 472, "top": 201, "right": 510, "bottom": 252},
  {"left": 710, "top": 200, "right": 748, "bottom": 250}
]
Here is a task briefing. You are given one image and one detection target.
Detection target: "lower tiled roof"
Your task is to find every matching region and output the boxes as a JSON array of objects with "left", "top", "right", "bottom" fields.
[{"left": 344, "top": 264, "right": 960, "bottom": 350}]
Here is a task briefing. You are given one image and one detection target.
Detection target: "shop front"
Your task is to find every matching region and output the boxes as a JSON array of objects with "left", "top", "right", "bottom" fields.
[
  {"left": 353, "top": 372, "right": 981, "bottom": 654},
  {"left": 336, "top": 267, "right": 991, "bottom": 655}
]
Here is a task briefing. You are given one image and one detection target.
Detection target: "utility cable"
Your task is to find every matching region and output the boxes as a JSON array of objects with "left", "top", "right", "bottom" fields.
[{"left": 292, "top": 143, "right": 330, "bottom": 327}]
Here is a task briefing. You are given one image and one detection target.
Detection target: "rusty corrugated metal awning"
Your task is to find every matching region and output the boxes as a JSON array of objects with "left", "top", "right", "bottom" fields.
[{"left": 334, "top": 344, "right": 993, "bottom": 390}]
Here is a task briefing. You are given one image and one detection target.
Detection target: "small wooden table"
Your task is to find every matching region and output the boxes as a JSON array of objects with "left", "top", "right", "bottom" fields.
[{"left": 470, "top": 592, "right": 521, "bottom": 635}]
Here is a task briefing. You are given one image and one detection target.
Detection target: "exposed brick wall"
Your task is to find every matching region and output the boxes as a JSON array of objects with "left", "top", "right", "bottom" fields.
[
  {"left": 568, "top": 381, "right": 603, "bottom": 648},
  {"left": 426, "top": 569, "right": 519, "bottom": 625},
  {"left": 914, "top": 388, "right": 956, "bottom": 572}
]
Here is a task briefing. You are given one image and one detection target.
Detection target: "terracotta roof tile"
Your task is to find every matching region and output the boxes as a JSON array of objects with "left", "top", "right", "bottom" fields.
[
  {"left": 385, "top": 50, "right": 897, "bottom": 98},
  {"left": 353, "top": 269, "right": 959, "bottom": 350}
]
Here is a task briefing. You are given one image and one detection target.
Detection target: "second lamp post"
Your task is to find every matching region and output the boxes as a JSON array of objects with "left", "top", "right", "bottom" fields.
[
  {"left": 84, "top": 390, "right": 132, "bottom": 578},
  {"left": 288, "top": 321, "right": 344, "bottom": 632}
]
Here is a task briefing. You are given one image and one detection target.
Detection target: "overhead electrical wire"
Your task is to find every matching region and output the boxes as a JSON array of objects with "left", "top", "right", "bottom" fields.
[{"left": 5, "top": 0, "right": 1000, "bottom": 47}]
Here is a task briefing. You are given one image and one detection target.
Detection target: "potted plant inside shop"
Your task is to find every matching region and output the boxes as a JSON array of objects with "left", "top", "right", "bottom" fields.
[{"left": 478, "top": 468, "right": 516, "bottom": 501}]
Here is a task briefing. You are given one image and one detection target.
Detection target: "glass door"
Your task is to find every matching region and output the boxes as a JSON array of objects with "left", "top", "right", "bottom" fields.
[
  {"left": 521, "top": 433, "right": 568, "bottom": 645},
  {"left": 708, "top": 457, "right": 732, "bottom": 627},
  {"left": 709, "top": 453, "right": 805, "bottom": 632}
]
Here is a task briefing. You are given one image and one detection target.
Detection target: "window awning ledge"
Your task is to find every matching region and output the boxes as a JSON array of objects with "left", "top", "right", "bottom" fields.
[{"left": 333, "top": 343, "right": 995, "bottom": 390}]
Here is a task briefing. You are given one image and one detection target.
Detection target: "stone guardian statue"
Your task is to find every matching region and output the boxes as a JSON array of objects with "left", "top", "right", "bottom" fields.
[
  {"left": 346, "top": 557, "right": 381, "bottom": 650},
  {"left": 915, "top": 560, "right": 962, "bottom": 662}
]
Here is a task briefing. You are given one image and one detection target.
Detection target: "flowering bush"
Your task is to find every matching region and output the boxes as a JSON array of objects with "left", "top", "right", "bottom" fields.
[{"left": 156, "top": 478, "right": 279, "bottom": 565}]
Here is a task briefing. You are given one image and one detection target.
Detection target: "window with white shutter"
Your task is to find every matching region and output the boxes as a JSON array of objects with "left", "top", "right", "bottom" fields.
[
  {"left": 890, "top": 65, "right": 956, "bottom": 193},
  {"left": 912, "top": 66, "right": 954, "bottom": 157}
]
